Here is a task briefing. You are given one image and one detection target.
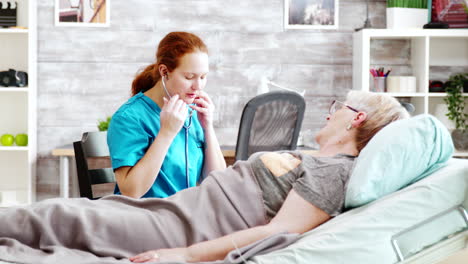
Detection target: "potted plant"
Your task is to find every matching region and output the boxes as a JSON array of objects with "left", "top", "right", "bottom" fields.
[
  {"left": 387, "top": 0, "right": 429, "bottom": 29},
  {"left": 444, "top": 73, "right": 468, "bottom": 150},
  {"left": 97, "top": 116, "right": 112, "bottom": 132}
]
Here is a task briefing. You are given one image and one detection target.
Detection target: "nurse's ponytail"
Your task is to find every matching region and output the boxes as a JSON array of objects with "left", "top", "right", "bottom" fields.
[
  {"left": 131, "top": 32, "right": 208, "bottom": 96},
  {"left": 131, "top": 64, "right": 158, "bottom": 96}
]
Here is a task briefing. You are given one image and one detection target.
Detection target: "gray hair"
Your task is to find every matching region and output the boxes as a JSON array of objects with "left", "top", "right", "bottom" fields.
[{"left": 345, "top": 91, "right": 410, "bottom": 152}]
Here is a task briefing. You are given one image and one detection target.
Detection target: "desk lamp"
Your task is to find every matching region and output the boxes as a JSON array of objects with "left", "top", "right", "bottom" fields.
[{"left": 355, "top": 0, "right": 372, "bottom": 31}]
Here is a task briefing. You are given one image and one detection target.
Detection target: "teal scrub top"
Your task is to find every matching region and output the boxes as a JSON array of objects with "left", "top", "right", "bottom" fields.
[{"left": 107, "top": 92, "right": 205, "bottom": 198}]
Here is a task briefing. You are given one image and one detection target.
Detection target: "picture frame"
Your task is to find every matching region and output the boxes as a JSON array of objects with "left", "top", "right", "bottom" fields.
[
  {"left": 55, "top": 0, "right": 110, "bottom": 27},
  {"left": 284, "top": 0, "right": 339, "bottom": 29}
]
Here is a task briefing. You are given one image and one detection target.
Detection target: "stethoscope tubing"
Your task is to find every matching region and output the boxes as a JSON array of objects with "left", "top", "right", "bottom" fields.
[
  {"left": 184, "top": 118, "right": 192, "bottom": 188},
  {"left": 162, "top": 76, "right": 193, "bottom": 188}
]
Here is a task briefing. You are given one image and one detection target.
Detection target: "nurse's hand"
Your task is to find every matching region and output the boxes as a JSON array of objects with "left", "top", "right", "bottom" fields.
[
  {"left": 129, "top": 247, "right": 190, "bottom": 263},
  {"left": 190, "top": 91, "right": 215, "bottom": 130},
  {"left": 160, "top": 94, "right": 187, "bottom": 137}
]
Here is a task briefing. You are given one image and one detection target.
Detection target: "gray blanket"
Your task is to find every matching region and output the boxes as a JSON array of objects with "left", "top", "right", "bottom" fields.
[{"left": 0, "top": 164, "right": 298, "bottom": 264}]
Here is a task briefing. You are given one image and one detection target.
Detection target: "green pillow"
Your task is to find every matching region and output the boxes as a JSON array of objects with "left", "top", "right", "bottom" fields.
[{"left": 345, "top": 115, "right": 454, "bottom": 208}]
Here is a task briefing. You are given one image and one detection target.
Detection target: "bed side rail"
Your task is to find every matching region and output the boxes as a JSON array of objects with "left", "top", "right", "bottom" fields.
[{"left": 391, "top": 205, "right": 468, "bottom": 262}]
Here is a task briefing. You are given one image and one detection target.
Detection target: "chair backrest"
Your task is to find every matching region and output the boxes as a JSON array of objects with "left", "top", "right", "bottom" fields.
[
  {"left": 73, "top": 131, "right": 115, "bottom": 199},
  {"left": 235, "top": 91, "right": 306, "bottom": 161},
  {"left": 400, "top": 102, "right": 415, "bottom": 113}
]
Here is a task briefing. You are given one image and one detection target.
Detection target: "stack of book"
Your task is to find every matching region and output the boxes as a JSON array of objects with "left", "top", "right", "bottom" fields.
[{"left": 431, "top": 0, "right": 468, "bottom": 28}]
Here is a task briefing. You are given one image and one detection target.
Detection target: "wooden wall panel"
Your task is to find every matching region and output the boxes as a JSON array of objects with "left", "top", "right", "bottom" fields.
[{"left": 36, "top": 0, "right": 389, "bottom": 199}]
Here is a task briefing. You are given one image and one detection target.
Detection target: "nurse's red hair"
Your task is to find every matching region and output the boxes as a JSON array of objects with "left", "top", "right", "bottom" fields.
[{"left": 131, "top": 32, "right": 208, "bottom": 96}]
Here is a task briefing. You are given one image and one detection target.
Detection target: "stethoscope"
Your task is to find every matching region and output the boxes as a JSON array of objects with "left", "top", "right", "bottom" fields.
[{"left": 161, "top": 75, "right": 193, "bottom": 188}]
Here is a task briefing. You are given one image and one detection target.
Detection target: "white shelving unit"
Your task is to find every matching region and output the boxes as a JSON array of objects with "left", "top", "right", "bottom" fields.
[
  {"left": 0, "top": 0, "right": 37, "bottom": 207},
  {"left": 353, "top": 29, "right": 468, "bottom": 157}
]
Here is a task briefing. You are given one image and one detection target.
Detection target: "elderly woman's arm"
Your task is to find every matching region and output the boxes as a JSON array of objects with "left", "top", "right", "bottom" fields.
[{"left": 130, "top": 190, "right": 330, "bottom": 263}]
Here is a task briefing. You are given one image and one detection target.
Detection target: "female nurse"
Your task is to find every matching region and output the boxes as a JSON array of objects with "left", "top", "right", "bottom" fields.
[{"left": 107, "top": 32, "right": 226, "bottom": 198}]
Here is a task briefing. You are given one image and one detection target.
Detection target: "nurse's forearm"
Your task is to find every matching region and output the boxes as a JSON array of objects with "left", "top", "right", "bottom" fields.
[
  {"left": 202, "top": 126, "right": 226, "bottom": 177},
  {"left": 118, "top": 131, "right": 175, "bottom": 198}
]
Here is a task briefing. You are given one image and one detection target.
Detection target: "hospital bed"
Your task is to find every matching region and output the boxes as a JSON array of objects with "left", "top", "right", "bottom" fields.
[
  {"left": 247, "top": 158, "right": 468, "bottom": 264},
  {"left": 0, "top": 159, "right": 465, "bottom": 263},
  {"left": 243, "top": 115, "right": 468, "bottom": 264}
]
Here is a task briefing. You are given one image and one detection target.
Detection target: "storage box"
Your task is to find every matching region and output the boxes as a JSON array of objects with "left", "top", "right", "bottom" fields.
[
  {"left": 387, "top": 76, "right": 417, "bottom": 93},
  {"left": 386, "top": 8, "right": 428, "bottom": 29}
]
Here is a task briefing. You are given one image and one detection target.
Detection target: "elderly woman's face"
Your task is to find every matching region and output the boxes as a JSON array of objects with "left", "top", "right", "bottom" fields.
[{"left": 315, "top": 101, "right": 358, "bottom": 146}]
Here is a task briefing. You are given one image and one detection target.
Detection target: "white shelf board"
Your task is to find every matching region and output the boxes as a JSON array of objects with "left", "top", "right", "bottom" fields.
[
  {"left": 0, "top": 146, "right": 29, "bottom": 151},
  {"left": 454, "top": 151, "right": 468, "bottom": 158},
  {"left": 373, "top": 92, "right": 468, "bottom": 98},
  {"left": 376, "top": 92, "right": 426, "bottom": 97},
  {"left": 0, "top": 88, "right": 29, "bottom": 92},
  {"left": 361, "top": 29, "right": 468, "bottom": 38},
  {"left": 0, "top": 202, "right": 27, "bottom": 208},
  {"left": 0, "top": 28, "right": 28, "bottom": 34},
  {"left": 428, "top": 93, "right": 468, "bottom": 98}
]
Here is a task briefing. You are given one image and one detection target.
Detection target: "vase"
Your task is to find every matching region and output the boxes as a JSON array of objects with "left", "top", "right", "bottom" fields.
[
  {"left": 386, "top": 8, "right": 428, "bottom": 29},
  {"left": 452, "top": 129, "right": 468, "bottom": 151}
]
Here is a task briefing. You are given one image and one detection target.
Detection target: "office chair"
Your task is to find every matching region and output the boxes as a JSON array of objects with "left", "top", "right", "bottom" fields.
[
  {"left": 73, "top": 131, "right": 116, "bottom": 199},
  {"left": 235, "top": 91, "right": 306, "bottom": 161},
  {"left": 400, "top": 102, "right": 415, "bottom": 113}
]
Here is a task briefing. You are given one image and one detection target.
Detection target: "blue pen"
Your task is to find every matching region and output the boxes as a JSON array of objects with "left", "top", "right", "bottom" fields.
[{"left": 384, "top": 69, "right": 392, "bottom": 77}]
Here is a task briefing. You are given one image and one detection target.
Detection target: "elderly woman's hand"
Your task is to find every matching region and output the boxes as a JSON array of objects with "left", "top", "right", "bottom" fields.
[
  {"left": 189, "top": 91, "right": 215, "bottom": 130},
  {"left": 129, "top": 247, "right": 191, "bottom": 263}
]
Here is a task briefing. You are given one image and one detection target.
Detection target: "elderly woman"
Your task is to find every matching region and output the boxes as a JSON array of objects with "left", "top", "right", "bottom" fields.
[{"left": 0, "top": 91, "right": 409, "bottom": 264}]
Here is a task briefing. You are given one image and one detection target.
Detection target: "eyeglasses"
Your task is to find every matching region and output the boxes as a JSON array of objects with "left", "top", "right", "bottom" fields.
[{"left": 329, "top": 100, "right": 359, "bottom": 115}]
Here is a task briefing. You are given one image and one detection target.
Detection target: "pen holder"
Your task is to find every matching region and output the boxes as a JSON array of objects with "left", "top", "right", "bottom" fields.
[{"left": 372, "top": 77, "right": 386, "bottom": 92}]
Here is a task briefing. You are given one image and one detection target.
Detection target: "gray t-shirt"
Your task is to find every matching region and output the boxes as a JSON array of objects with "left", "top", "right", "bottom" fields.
[{"left": 246, "top": 151, "right": 356, "bottom": 220}]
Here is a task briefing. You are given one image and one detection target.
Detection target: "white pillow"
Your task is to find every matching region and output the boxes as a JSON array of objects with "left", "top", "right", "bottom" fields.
[{"left": 345, "top": 115, "right": 454, "bottom": 208}]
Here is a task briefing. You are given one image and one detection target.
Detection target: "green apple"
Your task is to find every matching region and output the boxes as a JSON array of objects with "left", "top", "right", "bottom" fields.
[
  {"left": 0, "top": 134, "right": 14, "bottom": 146},
  {"left": 15, "top": 133, "right": 28, "bottom": 146}
]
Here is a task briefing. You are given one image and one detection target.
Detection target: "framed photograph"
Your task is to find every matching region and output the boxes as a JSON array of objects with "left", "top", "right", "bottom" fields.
[
  {"left": 284, "top": 0, "right": 339, "bottom": 29},
  {"left": 55, "top": 0, "right": 110, "bottom": 27}
]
